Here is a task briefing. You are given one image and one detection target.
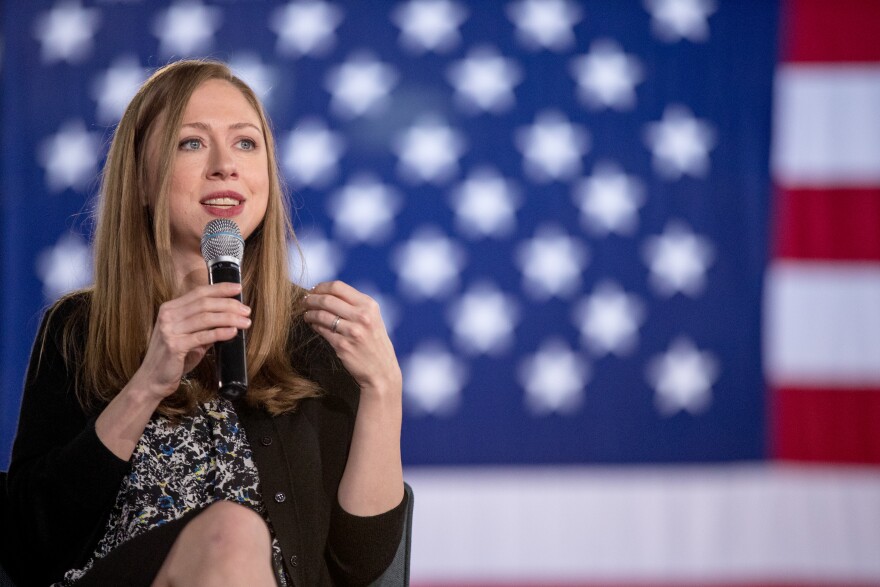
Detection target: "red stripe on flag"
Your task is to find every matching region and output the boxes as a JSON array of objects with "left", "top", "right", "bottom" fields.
[
  {"left": 782, "top": 0, "right": 880, "bottom": 63},
  {"left": 772, "top": 187, "right": 880, "bottom": 260},
  {"left": 771, "top": 387, "right": 880, "bottom": 464}
]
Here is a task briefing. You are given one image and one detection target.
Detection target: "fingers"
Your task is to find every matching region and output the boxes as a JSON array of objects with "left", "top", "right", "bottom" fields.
[
  {"left": 304, "top": 309, "right": 345, "bottom": 335},
  {"left": 158, "top": 283, "right": 251, "bottom": 334},
  {"left": 302, "top": 281, "right": 388, "bottom": 346},
  {"left": 189, "top": 326, "right": 240, "bottom": 346},
  {"left": 173, "top": 308, "right": 251, "bottom": 336},
  {"left": 308, "top": 280, "right": 369, "bottom": 308},
  {"left": 152, "top": 283, "right": 251, "bottom": 359},
  {"left": 169, "top": 281, "right": 243, "bottom": 304},
  {"left": 304, "top": 281, "right": 378, "bottom": 324},
  {"left": 166, "top": 283, "right": 249, "bottom": 315}
]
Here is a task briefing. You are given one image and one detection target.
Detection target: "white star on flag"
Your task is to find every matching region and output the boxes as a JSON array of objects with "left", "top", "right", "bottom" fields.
[
  {"left": 402, "top": 342, "right": 467, "bottom": 415},
  {"left": 270, "top": 0, "right": 344, "bottom": 57},
  {"left": 392, "top": 227, "right": 466, "bottom": 299},
  {"left": 449, "top": 167, "right": 522, "bottom": 239},
  {"left": 644, "top": 0, "right": 717, "bottom": 43},
  {"left": 289, "top": 230, "right": 344, "bottom": 287},
  {"left": 229, "top": 53, "right": 277, "bottom": 102},
  {"left": 507, "top": 0, "right": 582, "bottom": 52},
  {"left": 516, "top": 224, "right": 589, "bottom": 299},
  {"left": 36, "top": 233, "right": 93, "bottom": 301},
  {"left": 391, "top": 0, "right": 468, "bottom": 54},
  {"left": 647, "top": 336, "right": 719, "bottom": 415},
  {"left": 519, "top": 338, "right": 589, "bottom": 415},
  {"left": 393, "top": 115, "right": 466, "bottom": 184},
  {"left": 33, "top": 0, "right": 101, "bottom": 64},
  {"left": 325, "top": 52, "right": 399, "bottom": 118},
  {"left": 152, "top": 0, "right": 222, "bottom": 57},
  {"left": 448, "top": 281, "right": 520, "bottom": 355},
  {"left": 642, "top": 220, "right": 715, "bottom": 297},
  {"left": 516, "top": 110, "right": 590, "bottom": 183},
  {"left": 38, "top": 119, "right": 102, "bottom": 194},
  {"left": 573, "top": 161, "right": 645, "bottom": 236},
  {"left": 327, "top": 174, "right": 402, "bottom": 244},
  {"left": 573, "top": 280, "right": 645, "bottom": 357},
  {"left": 281, "top": 118, "right": 346, "bottom": 188},
  {"left": 644, "top": 104, "right": 717, "bottom": 180},
  {"left": 446, "top": 45, "right": 523, "bottom": 114},
  {"left": 569, "top": 39, "right": 644, "bottom": 110},
  {"left": 90, "top": 56, "right": 146, "bottom": 124}
]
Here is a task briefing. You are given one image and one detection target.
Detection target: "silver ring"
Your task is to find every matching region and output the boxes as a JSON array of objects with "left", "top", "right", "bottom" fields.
[{"left": 331, "top": 315, "right": 341, "bottom": 333}]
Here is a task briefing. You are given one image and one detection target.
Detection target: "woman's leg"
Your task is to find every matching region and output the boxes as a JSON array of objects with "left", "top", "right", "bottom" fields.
[{"left": 150, "top": 501, "right": 276, "bottom": 587}]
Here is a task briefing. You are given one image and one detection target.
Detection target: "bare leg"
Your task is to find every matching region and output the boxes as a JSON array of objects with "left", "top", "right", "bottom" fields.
[{"left": 150, "top": 501, "right": 276, "bottom": 587}]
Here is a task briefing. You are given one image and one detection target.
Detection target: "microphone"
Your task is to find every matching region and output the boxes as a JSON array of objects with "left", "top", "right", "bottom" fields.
[{"left": 201, "top": 218, "right": 248, "bottom": 400}]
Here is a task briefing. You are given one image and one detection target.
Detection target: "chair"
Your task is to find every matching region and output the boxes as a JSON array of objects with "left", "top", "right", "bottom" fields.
[
  {"left": 0, "top": 563, "right": 11, "bottom": 587},
  {"left": 0, "top": 472, "right": 413, "bottom": 586},
  {"left": 370, "top": 482, "right": 414, "bottom": 587},
  {"left": 0, "top": 472, "right": 13, "bottom": 587}
]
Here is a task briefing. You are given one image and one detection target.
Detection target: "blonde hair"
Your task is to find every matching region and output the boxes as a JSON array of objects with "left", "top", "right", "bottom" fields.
[{"left": 65, "top": 59, "right": 320, "bottom": 417}]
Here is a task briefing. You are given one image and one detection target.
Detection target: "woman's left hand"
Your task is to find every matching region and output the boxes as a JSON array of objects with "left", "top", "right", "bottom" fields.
[{"left": 303, "top": 281, "right": 402, "bottom": 398}]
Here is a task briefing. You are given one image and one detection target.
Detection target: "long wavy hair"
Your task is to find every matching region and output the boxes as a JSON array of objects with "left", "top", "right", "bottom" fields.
[{"left": 59, "top": 59, "right": 320, "bottom": 417}]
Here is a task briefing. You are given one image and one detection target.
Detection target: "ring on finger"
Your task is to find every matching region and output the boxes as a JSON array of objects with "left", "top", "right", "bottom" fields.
[{"left": 331, "top": 315, "right": 342, "bottom": 333}]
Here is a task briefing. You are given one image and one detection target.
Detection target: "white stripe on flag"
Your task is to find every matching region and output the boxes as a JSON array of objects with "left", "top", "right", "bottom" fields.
[
  {"left": 764, "top": 261, "right": 880, "bottom": 386},
  {"left": 404, "top": 465, "right": 880, "bottom": 584},
  {"left": 772, "top": 65, "right": 880, "bottom": 187}
]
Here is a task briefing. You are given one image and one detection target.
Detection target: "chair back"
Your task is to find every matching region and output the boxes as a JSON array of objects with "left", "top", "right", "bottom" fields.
[
  {"left": 369, "top": 482, "right": 414, "bottom": 586},
  {"left": 0, "top": 471, "right": 16, "bottom": 587}
]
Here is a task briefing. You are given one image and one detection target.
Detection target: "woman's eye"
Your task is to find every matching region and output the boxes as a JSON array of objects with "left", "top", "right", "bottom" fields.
[
  {"left": 179, "top": 138, "right": 202, "bottom": 150},
  {"left": 238, "top": 139, "right": 256, "bottom": 150}
]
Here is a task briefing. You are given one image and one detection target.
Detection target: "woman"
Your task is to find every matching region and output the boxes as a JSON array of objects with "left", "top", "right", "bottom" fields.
[{"left": 5, "top": 59, "right": 405, "bottom": 586}]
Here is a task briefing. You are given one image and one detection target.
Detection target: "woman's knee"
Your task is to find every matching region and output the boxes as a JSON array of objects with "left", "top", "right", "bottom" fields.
[
  {"left": 190, "top": 500, "right": 272, "bottom": 553},
  {"left": 156, "top": 501, "right": 273, "bottom": 587}
]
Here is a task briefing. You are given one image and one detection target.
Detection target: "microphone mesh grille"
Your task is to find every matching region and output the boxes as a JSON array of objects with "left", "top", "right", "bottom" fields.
[{"left": 201, "top": 218, "right": 244, "bottom": 263}]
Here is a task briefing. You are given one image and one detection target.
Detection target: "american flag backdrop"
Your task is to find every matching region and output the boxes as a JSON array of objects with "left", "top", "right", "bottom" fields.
[{"left": 1, "top": 0, "right": 879, "bottom": 585}]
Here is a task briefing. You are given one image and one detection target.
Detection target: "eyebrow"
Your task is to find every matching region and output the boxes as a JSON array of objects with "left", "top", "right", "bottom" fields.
[{"left": 181, "top": 121, "right": 263, "bottom": 134}]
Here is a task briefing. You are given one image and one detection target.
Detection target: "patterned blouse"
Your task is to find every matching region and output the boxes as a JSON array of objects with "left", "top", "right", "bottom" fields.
[{"left": 56, "top": 398, "right": 289, "bottom": 586}]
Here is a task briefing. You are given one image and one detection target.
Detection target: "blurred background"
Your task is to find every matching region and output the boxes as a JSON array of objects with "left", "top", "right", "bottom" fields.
[{"left": 1, "top": 0, "right": 879, "bottom": 585}]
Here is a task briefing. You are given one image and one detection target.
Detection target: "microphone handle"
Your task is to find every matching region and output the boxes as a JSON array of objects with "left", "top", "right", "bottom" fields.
[{"left": 209, "top": 261, "right": 248, "bottom": 400}]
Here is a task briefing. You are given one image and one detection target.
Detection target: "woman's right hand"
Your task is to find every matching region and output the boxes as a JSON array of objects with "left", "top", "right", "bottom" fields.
[{"left": 133, "top": 282, "right": 251, "bottom": 402}]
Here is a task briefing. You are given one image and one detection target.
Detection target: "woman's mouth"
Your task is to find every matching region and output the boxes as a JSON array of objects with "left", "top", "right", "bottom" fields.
[
  {"left": 203, "top": 196, "right": 240, "bottom": 207},
  {"left": 201, "top": 193, "right": 244, "bottom": 217}
]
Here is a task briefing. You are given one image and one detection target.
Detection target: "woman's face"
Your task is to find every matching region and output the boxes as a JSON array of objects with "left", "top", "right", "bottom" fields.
[{"left": 149, "top": 78, "right": 270, "bottom": 259}]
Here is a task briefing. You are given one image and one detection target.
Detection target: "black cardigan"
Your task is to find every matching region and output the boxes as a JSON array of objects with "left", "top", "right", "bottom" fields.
[{"left": 4, "top": 293, "right": 406, "bottom": 586}]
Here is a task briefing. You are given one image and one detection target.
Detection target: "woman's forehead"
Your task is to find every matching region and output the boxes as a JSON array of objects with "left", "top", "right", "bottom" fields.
[{"left": 181, "top": 79, "right": 262, "bottom": 125}]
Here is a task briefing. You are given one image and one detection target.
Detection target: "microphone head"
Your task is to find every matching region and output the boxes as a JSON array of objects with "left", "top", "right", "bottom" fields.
[{"left": 201, "top": 219, "right": 244, "bottom": 266}]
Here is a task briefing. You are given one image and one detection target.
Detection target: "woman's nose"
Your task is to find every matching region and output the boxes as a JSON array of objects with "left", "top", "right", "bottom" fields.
[{"left": 208, "top": 145, "right": 237, "bottom": 179}]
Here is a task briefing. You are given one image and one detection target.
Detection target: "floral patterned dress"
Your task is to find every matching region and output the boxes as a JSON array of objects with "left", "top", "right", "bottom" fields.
[{"left": 57, "top": 397, "right": 289, "bottom": 586}]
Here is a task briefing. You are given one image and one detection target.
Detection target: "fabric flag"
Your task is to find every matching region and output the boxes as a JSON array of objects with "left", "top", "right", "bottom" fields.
[{"left": 0, "top": 1, "right": 879, "bottom": 586}]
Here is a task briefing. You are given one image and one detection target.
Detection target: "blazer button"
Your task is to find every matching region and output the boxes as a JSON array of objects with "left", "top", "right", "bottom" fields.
[
  {"left": 289, "top": 554, "right": 298, "bottom": 567},
  {"left": 274, "top": 492, "right": 286, "bottom": 503},
  {"left": 260, "top": 435, "right": 272, "bottom": 446}
]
